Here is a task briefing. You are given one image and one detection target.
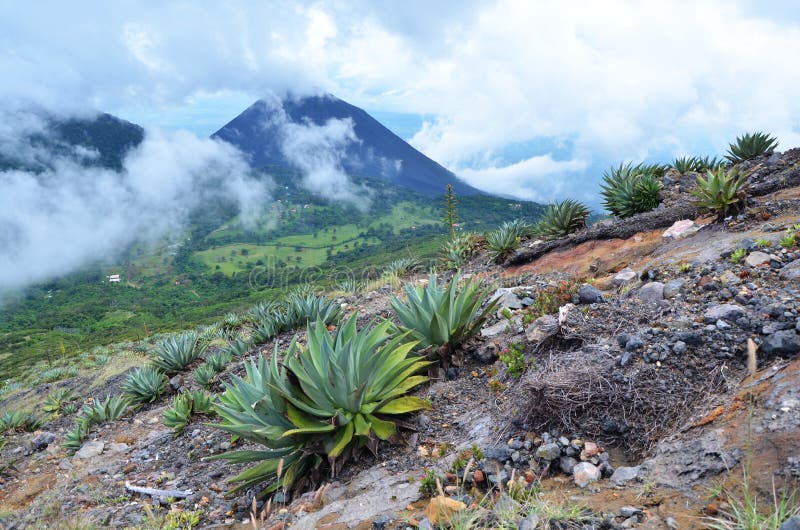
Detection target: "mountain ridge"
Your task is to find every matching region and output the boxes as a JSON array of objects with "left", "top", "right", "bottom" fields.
[{"left": 212, "top": 93, "right": 483, "bottom": 197}]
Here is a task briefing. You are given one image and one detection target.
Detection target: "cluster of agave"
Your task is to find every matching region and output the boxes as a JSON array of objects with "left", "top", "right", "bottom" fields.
[
  {"left": 63, "top": 395, "right": 130, "bottom": 454},
  {"left": 486, "top": 219, "right": 532, "bottom": 261},
  {"left": 672, "top": 156, "right": 725, "bottom": 174},
  {"left": 0, "top": 410, "right": 41, "bottom": 433},
  {"left": 600, "top": 162, "right": 662, "bottom": 218},
  {"left": 210, "top": 273, "right": 495, "bottom": 496},
  {"left": 210, "top": 316, "right": 431, "bottom": 495},
  {"left": 726, "top": 132, "right": 778, "bottom": 164},
  {"left": 440, "top": 232, "right": 482, "bottom": 269},
  {"left": 151, "top": 331, "right": 207, "bottom": 374},
  {"left": 251, "top": 292, "right": 342, "bottom": 345},
  {"left": 42, "top": 388, "right": 77, "bottom": 417},
  {"left": 163, "top": 389, "right": 215, "bottom": 436},
  {"left": 691, "top": 167, "right": 747, "bottom": 221},
  {"left": 533, "top": 199, "right": 590, "bottom": 239}
]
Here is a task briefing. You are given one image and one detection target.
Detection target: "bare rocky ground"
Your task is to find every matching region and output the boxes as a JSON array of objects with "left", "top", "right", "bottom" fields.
[{"left": 2, "top": 152, "right": 800, "bottom": 529}]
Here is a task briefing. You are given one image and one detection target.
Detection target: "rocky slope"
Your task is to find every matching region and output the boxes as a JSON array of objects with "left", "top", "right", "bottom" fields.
[{"left": 1, "top": 152, "right": 800, "bottom": 529}]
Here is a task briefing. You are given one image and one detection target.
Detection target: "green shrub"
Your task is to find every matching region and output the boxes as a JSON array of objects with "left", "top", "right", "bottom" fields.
[
  {"left": 691, "top": 167, "right": 747, "bottom": 221},
  {"left": 152, "top": 332, "right": 207, "bottom": 374},
  {"left": 672, "top": 156, "right": 724, "bottom": 174},
  {"left": 600, "top": 162, "right": 662, "bottom": 218},
  {"left": 672, "top": 156, "right": 697, "bottom": 174},
  {"left": 81, "top": 395, "right": 129, "bottom": 424},
  {"left": 62, "top": 418, "right": 89, "bottom": 454},
  {"left": 440, "top": 232, "right": 481, "bottom": 269},
  {"left": 163, "top": 389, "right": 216, "bottom": 436},
  {"left": 534, "top": 199, "right": 590, "bottom": 239},
  {"left": 205, "top": 350, "right": 232, "bottom": 373},
  {"left": 40, "top": 366, "right": 78, "bottom": 383},
  {"left": 193, "top": 363, "right": 216, "bottom": 389},
  {"left": 725, "top": 132, "right": 778, "bottom": 164},
  {"left": 391, "top": 273, "right": 498, "bottom": 360},
  {"left": 0, "top": 411, "right": 41, "bottom": 433},
  {"left": 731, "top": 248, "right": 746, "bottom": 264},
  {"left": 386, "top": 257, "right": 421, "bottom": 277},
  {"left": 211, "top": 317, "right": 430, "bottom": 495},
  {"left": 780, "top": 233, "right": 796, "bottom": 248},
  {"left": 285, "top": 293, "right": 342, "bottom": 327},
  {"left": 123, "top": 366, "right": 167, "bottom": 404},
  {"left": 486, "top": 220, "right": 531, "bottom": 261},
  {"left": 499, "top": 343, "right": 528, "bottom": 377},
  {"left": 42, "top": 388, "right": 75, "bottom": 416}
]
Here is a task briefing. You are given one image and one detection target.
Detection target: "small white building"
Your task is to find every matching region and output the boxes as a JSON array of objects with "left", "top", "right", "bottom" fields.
[{"left": 108, "top": 274, "right": 121, "bottom": 283}]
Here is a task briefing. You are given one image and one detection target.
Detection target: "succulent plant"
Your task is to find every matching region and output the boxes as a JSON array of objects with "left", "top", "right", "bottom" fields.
[
  {"left": 81, "top": 395, "right": 129, "bottom": 425},
  {"left": 534, "top": 199, "right": 590, "bottom": 239},
  {"left": 390, "top": 273, "right": 498, "bottom": 360},
  {"left": 62, "top": 418, "right": 89, "bottom": 454},
  {"left": 285, "top": 293, "right": 342, "bottom": 327},
  {"left": 439, "top": 232, "right": 481, "bottom": 269},
  {"left": 151, "top": 331, "right": 207, "bottom": 374},
  {"left": 193, "top": 363, "right": 216, "bottom": 389},
  {"left": 691, "top": 167, "right": 747, "bottom": 221},
  {"left": 42, "top": 388, "right": 75, "bottom": 416},
  {"left": 0, "top": 410, "right": 41, "bottom": 433},
  {"left": 486, "top": 220, "right": 531, "bottom": 262},
  {"left": 600, "top": 162, "right": 662, "bottom": 218},
  {"left": 211, "top": 317, "right": 431, "bottom": 495},
  {"left": 725, "top": 132, "right": 778, "bottom": 164},
  {"left": 205, "top": 350, "right": 232, "bottom": 373},
  {"left": 123, "top": 366, "right": 167, "bottom": 404}
]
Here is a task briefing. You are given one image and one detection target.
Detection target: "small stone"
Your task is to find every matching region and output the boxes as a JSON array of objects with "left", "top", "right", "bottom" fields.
[
  {"left": 663, "top": 219, "right": 699, "bottom": 240},
  {"left": 518, "top": 514, "right": 541, "bottom": 530},
  {"left": 273, "top": 491, "right": 290, "bottom": 504},
  {"left": 73, "top": 441, "right": 105, "bottom": 460},
  {"left": 745, "top": 251, "right": 771, "bottom": 267},
  {"left": 491, "top": 288, "right": 523, "bottom": 310},
  {"left": 473, "top": 343, "right": 498, "bottom": 363},
  {"left": 612, "top": 268, "right": 638, "bottom": 286},
  {"left": 484, "top": 446, "right": 513, "bottom": 461},
  {"left": 573, "top": 462, "right": 601, "bottom": 488},
  {"left": 779, "top": 260, "right": 800, "bottom": 280},
  {"left": 704, "top": 304, "right": 746, "bottom": 323},
  {"left": 372, "top": 515, "right": 391, "bottom": 530},
  {"left": 761, "top": 330, "right": 800, "bottom": 356},
  {"left": 610, "top": 466, "right": 641, "bottom": 486},
  {"left": 525, "top": 314, "right": 559, "bottom": 342},
  {"left": 535, "top": 442, "right": 561, "bottom": 461},
  {"left": 638, "top": 282, "right": 665, "bottom": 304},
  {"left": 473, "top": 470, "right": 485, "bottom": 483},
  {"left": 169, "top": 375, "right": 183, "bottom": 391},
  {"left": 480, "top": 321, "right": 507, "bottom": 338},
  {"left": 663, "top": 279, "right": 686, "bottom": 299},
  {"left": 31, "top": 432, "right": 56, "bottom": 451},
  {"left": 577, "top": 284, "right": 605, "bottom": 304},
  {"left": 672, "top": 341, "right": 687, "bottom": 354},
  {"left": 559, "top": 456, "right": 578, "bottom": 474},
  {"left": 581, "top": 441, "right": 600, "bottom": 458},
  {"left": 625, "top": 336, "right": 644, "bottom": 352},
  {"left": 620, "top": 506, "right": 642, "bottom": 518},
  {"left": 716, "top": 319, "right": 731, "bottom": 330}
]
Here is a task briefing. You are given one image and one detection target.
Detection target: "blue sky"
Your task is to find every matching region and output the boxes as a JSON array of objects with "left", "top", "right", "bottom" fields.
[{"left": 3, "top": 1, "right": 800, "bottom": 208}]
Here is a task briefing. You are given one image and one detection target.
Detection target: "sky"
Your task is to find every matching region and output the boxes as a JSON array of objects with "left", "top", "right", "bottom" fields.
[{"left": 3, "top": 0, "right": 800, "bottom": 207}]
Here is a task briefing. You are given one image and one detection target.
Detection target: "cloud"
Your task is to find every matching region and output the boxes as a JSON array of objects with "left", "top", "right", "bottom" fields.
[
  {"left": 2, "top": 1, "right": 800, "bottom": 206},
  {"left": 0, "top": 112, "right": 269, "bottom": 294},
  {"left": 255, "top": 95, "right": 372, "bottom": 209}
]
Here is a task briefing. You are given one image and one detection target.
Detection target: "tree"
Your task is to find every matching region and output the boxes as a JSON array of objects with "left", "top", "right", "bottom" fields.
[{"left": 442, "top": 183, "right": 459, "bottom": 238}]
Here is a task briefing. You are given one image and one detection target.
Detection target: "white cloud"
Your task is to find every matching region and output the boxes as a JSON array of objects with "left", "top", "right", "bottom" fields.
[
  {"left": 0, "top": 114, "right": 269, "bottom": 293},
  {"left": 2, "top": 0, "right": 800, "bottom": 205}
]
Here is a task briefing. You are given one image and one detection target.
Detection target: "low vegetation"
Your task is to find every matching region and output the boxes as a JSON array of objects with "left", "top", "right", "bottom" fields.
[
  {"left": 210, "top": 317, "right": 431, "bottom": 495},
  {"left": 725, "top": 131, "right": 778, "bottom": 164},
  {"left": 691, "top": 166, "right": 747, "bottom": 221},
  {"left": 390, "top": 273, "right": 497, "bottom": 363},
  {"left": 151, "top": 331, "right": 207, "bottom": 374},
  {"left": 122, "top": 366, "right": 167, "bottom": 404},
  {"left": 163, "top": 389, "right": 215, "bottom": 436},
  {"left": 534, "top": 199, "right": 590, "bottom": 238},
  {"left": 600, "top": 162, "right": 662, "bottom": 218}
]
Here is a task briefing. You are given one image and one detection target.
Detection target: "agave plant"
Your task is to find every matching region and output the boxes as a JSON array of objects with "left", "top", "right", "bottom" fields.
[
  {"left": 163, "top": 393, "right": 193, "bottom": 436},
  {"left": 486, "top": 220, "right": 530, "bottom": 262},
  {"left": 0, "top": 411, "right": 41, "bottom": 433},
  {"left": 151, "top": 331, "right": 207, "bottom": 374},
  {"left": 385, "top": 257, "right": 421, "bottom": 278},
  {"left": 82, "top": 395, "right": 129, "bottom": 425},
  {"left": 691, "top": 167, "right": 747, "bottom": 221},
  {"left": 206, "top": 350, "right": 232, "bottom": 373},
  {"left": 122, "top": 366, "right": 167, "bottom": 404},
  {"left": 211, "top": 317, "right": 430, "bottom": 495},
  {"left": 391, "top": 273, "right": 498, "bottom": 362},
  {"left": 248, "top": 300, "right": 282, "bottom": 323},
  {"left": 209, "top": 354, "right": 319, "bottom": 496},
  {"left": 600, "top": 162, "right": 662, "bottom": 218},
  {"left": 252, "top": 318, "right": 279, "bottom": 345},
  {"left": 198, "top": 324, "right": 223, "bottom": 344},
  {"left": 193, "top": 363, "right": 216, "bottom": 389},
  {"left": 335, "top": 278, "right": 366, "bottom": 295},
  {"left": 725, "top": 132, "right": 778, "bottom": 164},
  {"left": 285, "top": 293, "right": 342, "bottom": 326},
  {"left": 672, "top": 156, "right": 697, "bottom": 174},
  {"left": 440, "top": 232, "right": 481, "bottom": 269},
  {"left": 62, "top": 418, "right": 89, "bottom": 454},
  {"left": 42, "top": 388, "right": 75, "bottom": 416},
  {"left": 695, "top": 156, "right": 725, "bottom": 173},
  {"left": 534, "top": 199, "right": 590, "bottom": 239}
]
